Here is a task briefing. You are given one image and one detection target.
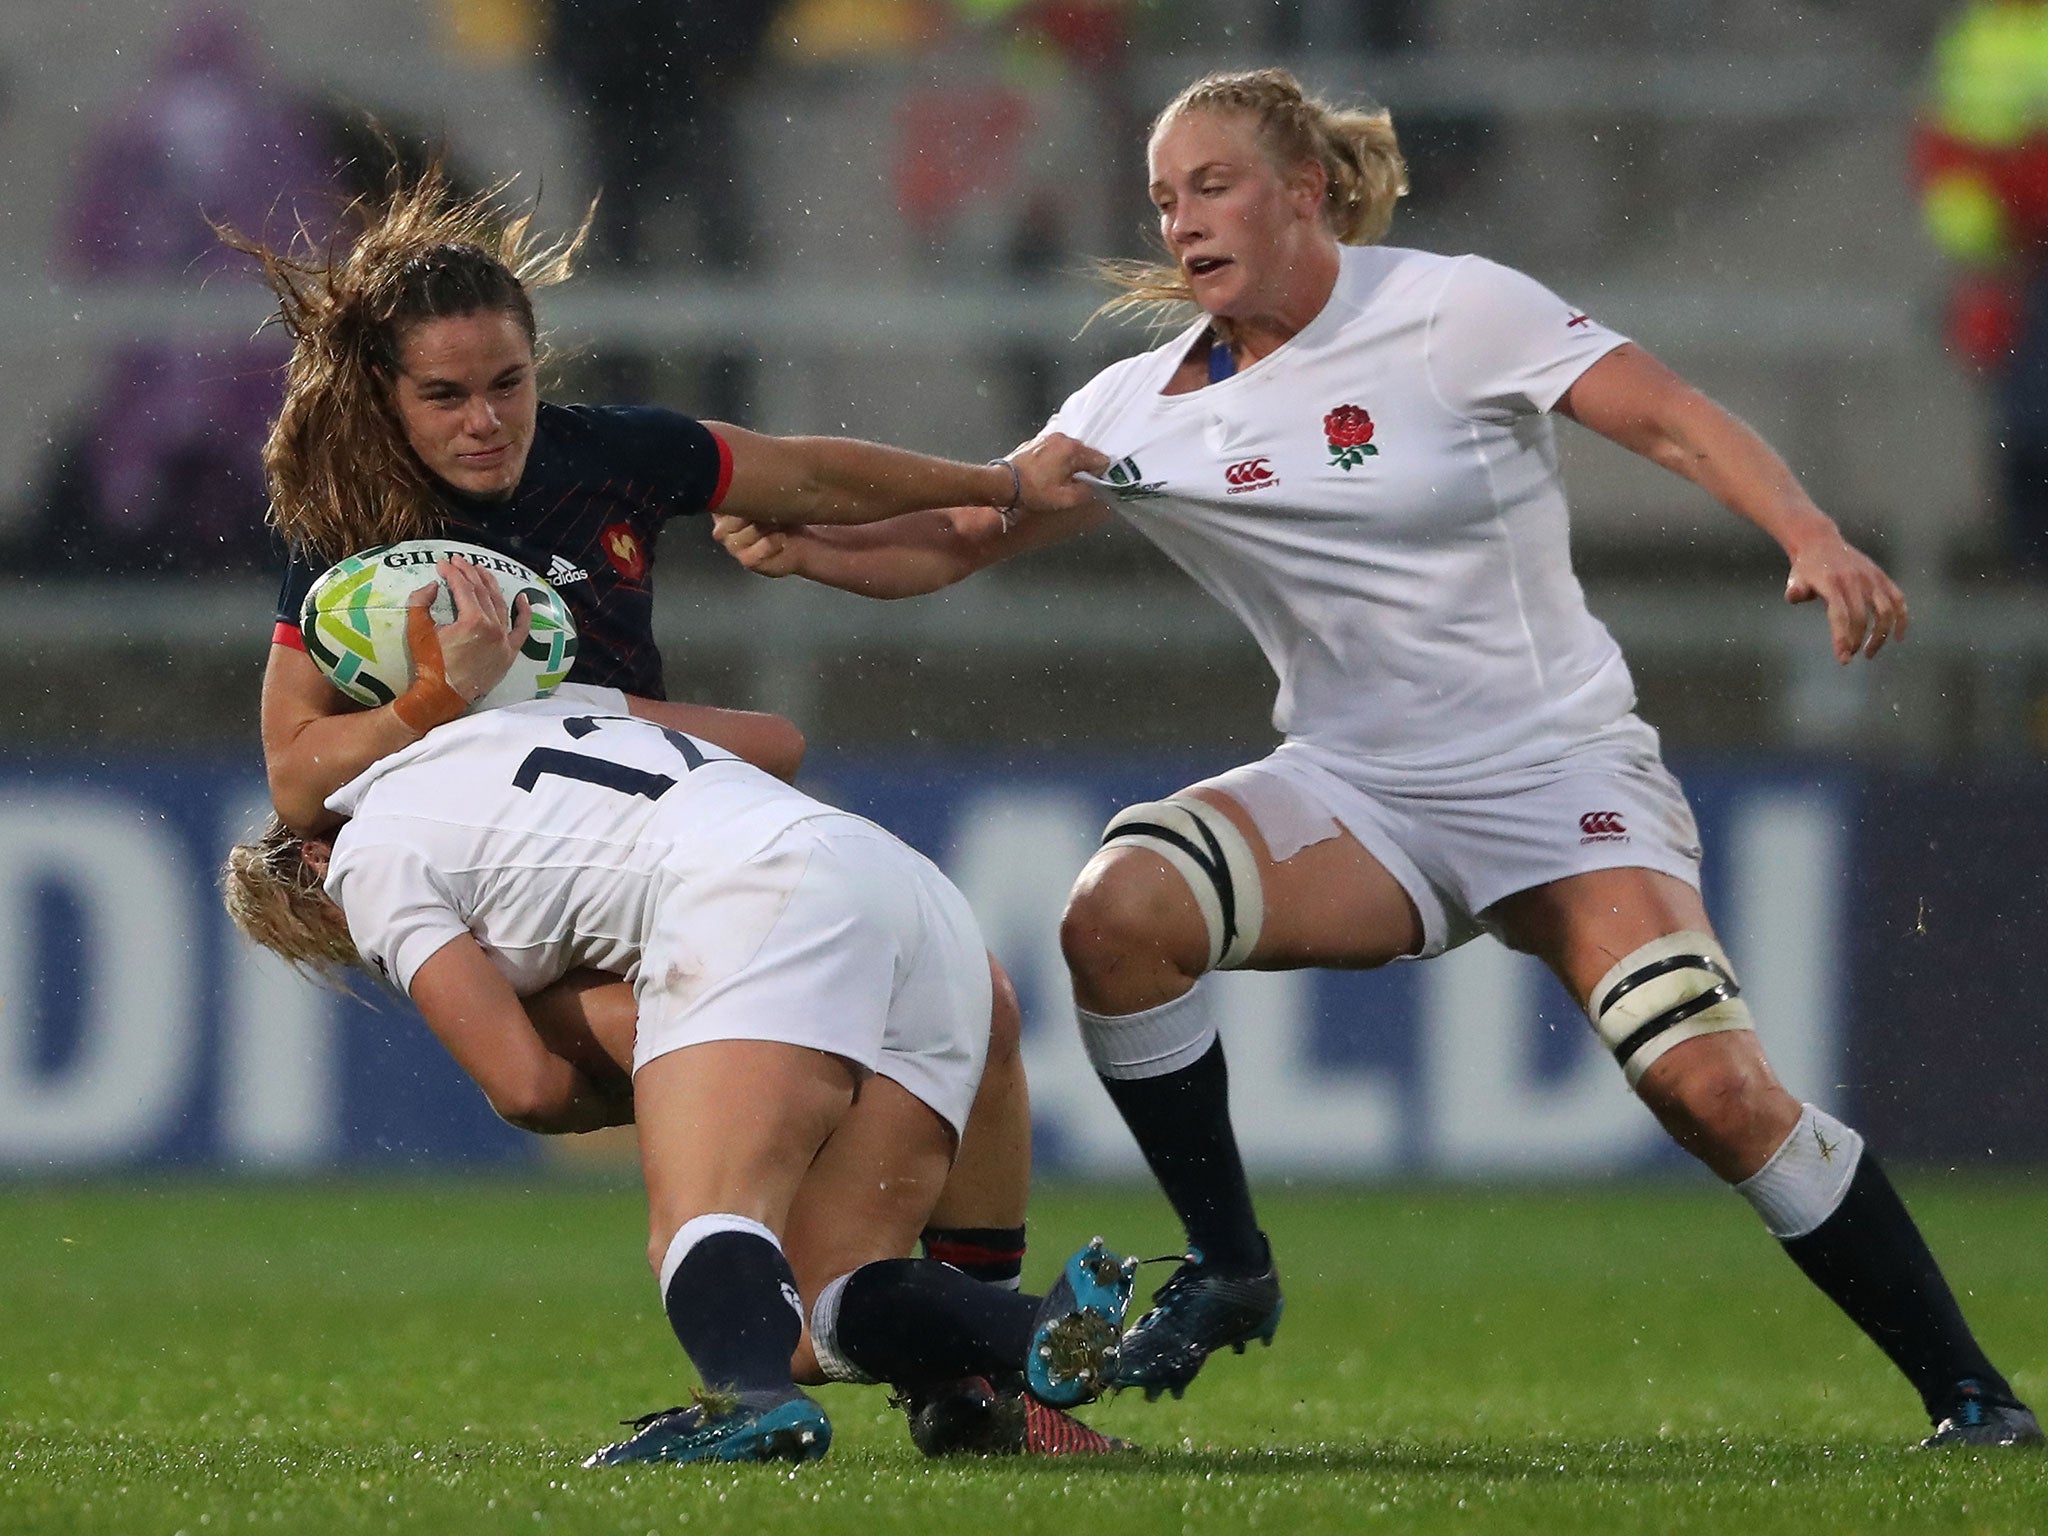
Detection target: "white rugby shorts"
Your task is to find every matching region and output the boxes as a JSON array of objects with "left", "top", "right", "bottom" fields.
[
  {"left": 632, "top": 813, "right": 992, "bottom": 1139},
  {"left": 1201, "top": 714, "right": 1704, "bottom": 958}
]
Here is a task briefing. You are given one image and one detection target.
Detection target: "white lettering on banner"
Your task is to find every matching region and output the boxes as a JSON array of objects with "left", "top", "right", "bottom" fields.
[
  {"left": 946, "top": 786, "right": 1398, "bottom": 1175},
  {"left": 219, "top": 791, "right": 341, "bottom": 1166},
  {"left": 1422, "top": 938, "right": 1656, "bottom": 1172},
  {"left": 0, "top": 795, "right": 198, "bottom": 1163},
  {"left": 1724, "top": 793, "right": 1842, "bottom": 1102},
  {"left": 944, "top": 787, "right": 1148, "bottom": 1173},
  {"left": 1212, "top": 967, "right": 1401, "bottom": 1172}
]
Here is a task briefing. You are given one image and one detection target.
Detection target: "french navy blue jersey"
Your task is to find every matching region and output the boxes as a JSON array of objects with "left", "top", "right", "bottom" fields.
[{"left": 274, "top": 401, "right": 731, "bottom": 700}]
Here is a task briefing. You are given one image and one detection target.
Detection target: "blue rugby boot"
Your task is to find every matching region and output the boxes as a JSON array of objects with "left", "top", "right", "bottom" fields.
[
  {"left": 1110, "top": 1243, "right": 1282, "bottom": 1401},
  {"left": 1025, "top": 1236, "right": 1138, "bottom": 1408},
  {"left": 581, "top": 1387, "right": 831, "bottom": 1467},
  {"left": 1919, "top": 1381, "right": 2046, "bottom": 1449}
]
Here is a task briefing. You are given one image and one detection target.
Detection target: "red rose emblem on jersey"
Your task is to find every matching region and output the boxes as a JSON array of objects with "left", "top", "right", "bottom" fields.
[
  {"left": 1324, "top": 404, "right": 1379, "bottom": 470},
  {"left": 601, "top": 523, "right": 646, "bottom": 582}
]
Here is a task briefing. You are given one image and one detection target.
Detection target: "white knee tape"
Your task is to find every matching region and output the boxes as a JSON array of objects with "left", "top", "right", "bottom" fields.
[
  {"left": 1100, "top": 796, "right": 1264, "bottom": 970},
  {"left": 1587, "top": 931, "right": 1754, "bottom": 1088}
]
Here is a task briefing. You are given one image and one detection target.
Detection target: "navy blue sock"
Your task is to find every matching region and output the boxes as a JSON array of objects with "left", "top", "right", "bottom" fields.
[
  {"left": 920, "top": 1225, "right": 1028, "bottom": 1289},
  {"left": 660, "top": 1222, "right": 804, "bottom": 1397},
  {"left": 1780, "top": 1154, "right": 2014, "bottom": 1418},
  {"left": 828, "top": 1258, "right": 1039, "bottom": 1390},
  {"left": 1098, "top": 1038, "right": 1267, "bottom": 1272}
]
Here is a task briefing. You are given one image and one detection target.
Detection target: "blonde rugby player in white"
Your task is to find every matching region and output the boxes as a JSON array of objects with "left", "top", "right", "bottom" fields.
[{"left": 710, "top": 68, "right": 2037, "bottom": 1448}]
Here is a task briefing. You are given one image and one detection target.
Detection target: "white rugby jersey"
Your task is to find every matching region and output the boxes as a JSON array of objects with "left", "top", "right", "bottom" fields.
[
  {"left": 322, "top": 697, "right": 838, "bottom": 995},
  {"left": 1049, "top": 245, "right": 1635, "bottom": 775}
]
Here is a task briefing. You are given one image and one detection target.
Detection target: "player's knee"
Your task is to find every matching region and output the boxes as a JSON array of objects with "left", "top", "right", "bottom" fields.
[
  {"left": 1085, "top": 795, "right": 1264, "bottom": 976},
  {"left": 1059, "top": 858, "right": 1210, "bottom": 992},
  {"left": 1640, "top": 1038, "right": 1780, "bottom": 1147}
]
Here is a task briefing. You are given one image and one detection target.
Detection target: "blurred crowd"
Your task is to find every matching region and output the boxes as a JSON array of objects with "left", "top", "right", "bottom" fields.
[
  {"left": 18, "top": 1, "right": 2017, "bottom": 583},
  {"left": 16, "top": 0, "right": 1159, "bottom": 577},
  {"left": 1914, "top": 0, "right": 2048, "bottom": 571}
]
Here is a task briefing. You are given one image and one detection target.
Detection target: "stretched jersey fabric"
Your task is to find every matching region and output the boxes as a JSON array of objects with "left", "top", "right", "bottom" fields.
[
  {"left": 324, "top": 696, "right": 847, "bottom": 996},
  {"left": 1047, "top": 245, "right": 1632, "bottom": 779},
  {"left": 272, "top": 402, "right": 732, "bottom": 699}
]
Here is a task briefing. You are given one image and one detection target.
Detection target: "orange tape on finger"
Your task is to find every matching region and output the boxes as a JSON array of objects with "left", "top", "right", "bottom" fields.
[{"left": 392, "top": 601, "right": 469, "bottom": 736}]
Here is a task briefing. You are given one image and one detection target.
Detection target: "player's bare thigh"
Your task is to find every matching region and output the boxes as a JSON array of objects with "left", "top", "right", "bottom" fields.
[
  {"left": 782, "top": 1074, "right": 958, "bottom": 1382},
  {"left": 634, "top": 1039, "right": 859, "bottom": 1257},
  {"left": 1191, "top": 787, "right": 1423, "bottom": 966},
  {"left": 1484, "top": 864, "right": 1715, "bottom": 1004},
  {"left": 1065, "top": 784, "right": 1423, "bottom": 982}
]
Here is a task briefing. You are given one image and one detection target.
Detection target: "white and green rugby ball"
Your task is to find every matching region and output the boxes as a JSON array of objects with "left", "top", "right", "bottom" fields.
[{"left": 301, "top": 538, "right": 577, "bottom": 710}]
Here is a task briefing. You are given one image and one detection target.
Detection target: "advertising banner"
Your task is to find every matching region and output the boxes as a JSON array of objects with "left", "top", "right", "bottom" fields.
[{"left": 0, "top": 749, "right": 2004, "bottom": 1176}]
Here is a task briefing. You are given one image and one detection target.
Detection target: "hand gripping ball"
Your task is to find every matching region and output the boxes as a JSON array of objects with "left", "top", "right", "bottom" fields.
[{"left": 300, "top": 539, "right": 577, "bottom": 710}]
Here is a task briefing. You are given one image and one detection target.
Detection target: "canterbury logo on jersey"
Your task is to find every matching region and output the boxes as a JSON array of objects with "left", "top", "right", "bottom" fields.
[
  {"left": 547, "top": 555, "right": 590, "bottom": 586},
  {"left": 1102, "top": 456, "right": 1167, "bottom": 500},
  {"left": 1224, "top": 457, "right": 1277, "bottom": 494},
  {"left": 1579, "top": 810, "right": 1629, "bottom": 842}
]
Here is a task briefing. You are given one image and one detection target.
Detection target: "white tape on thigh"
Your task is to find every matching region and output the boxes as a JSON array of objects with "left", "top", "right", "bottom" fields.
[
  {"left": 1100, "top": 797, "right": 1264, "bottom": 970},
  {"left": 1587, "top": 930, "right": 1754, "bottom": 1087}
]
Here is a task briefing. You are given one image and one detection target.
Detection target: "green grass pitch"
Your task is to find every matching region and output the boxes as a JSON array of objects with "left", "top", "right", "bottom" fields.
[{"left": 4, "top": 1177, "right": 2043, "bottom": 1534}]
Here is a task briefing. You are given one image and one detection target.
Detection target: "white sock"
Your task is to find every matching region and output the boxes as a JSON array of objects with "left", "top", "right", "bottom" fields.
[
  {"left": 657, "top": 1211, "right": 780, "bottom": 1297},
  {"left": 1075, "top": 985, "right": 1216, "bottom": 1080},
  {"left": 1735, "top": 1103, "right": 1865, "bottom": 1239},
  {"left": 806, "top": 1270, "right": 876, "bottom": 1385}
]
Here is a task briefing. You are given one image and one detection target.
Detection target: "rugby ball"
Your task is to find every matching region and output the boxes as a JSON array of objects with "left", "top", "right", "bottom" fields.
[{"left": 300, "top": 539, "right": 577, "bottom": 710}]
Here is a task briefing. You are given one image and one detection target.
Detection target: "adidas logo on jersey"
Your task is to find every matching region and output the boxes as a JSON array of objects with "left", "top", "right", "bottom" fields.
[{"left": 547, "top": 555, "right": 590, "bottom": 586}]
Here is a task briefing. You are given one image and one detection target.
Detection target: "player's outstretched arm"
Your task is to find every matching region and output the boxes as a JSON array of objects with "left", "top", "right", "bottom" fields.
[
  {"left": 624, "top": 697, "right": 806, "bottom": 782},
  {"left": 709, "top": 424, "right": 1110, "bottom": 527},
  {"left": 1558, "top": 343, "right": 1908, "bottom": 664},
  {"left": 410, "top": 936, "right": 632, "bottom": 1135},
  {"left": 264, "top": 560, "right": 529, "bottom": 836},
  {"left": 713, "top": 493, "right": 1112, "bottom": 599}
]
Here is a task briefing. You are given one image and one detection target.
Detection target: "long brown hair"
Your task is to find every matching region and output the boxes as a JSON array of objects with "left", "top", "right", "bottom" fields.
[
  {"left": 1093, "top": 68, "right": 1409, "bottom": 331},
  {"left": 220, "top": 159, "right": 590, "bottom": 563},
  {"left": 221, "top": 817, "right": 362, "bottom": 987}
]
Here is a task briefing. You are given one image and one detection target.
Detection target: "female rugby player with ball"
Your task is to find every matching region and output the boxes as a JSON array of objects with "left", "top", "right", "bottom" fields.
[
  {"left": 713, "top": 68, "right": 2039, "bottom": 1448},
  {"left": 224, "top": 164, "right": 1111, "bottom": 1453}
]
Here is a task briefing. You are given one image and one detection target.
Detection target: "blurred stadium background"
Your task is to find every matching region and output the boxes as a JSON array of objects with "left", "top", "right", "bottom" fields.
[{"left": 0, "top": 0, "right": 2041, "bottom": 1190}]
